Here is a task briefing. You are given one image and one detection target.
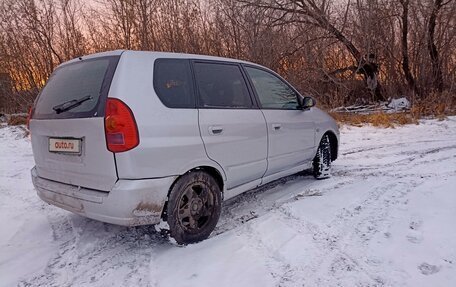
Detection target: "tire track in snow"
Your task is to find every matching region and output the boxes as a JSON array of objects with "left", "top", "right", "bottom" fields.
[
  {"left": 341, "top": 139, "right": 454, "bottom": 156},
  {"left": 281, "top": 177, "right": 424, "bottom": 286},
  {"left": 21, "top": 214, "right": 168, "bottom": 287},
  {"left": 213, "top": 173, "right": 355, "bottom": 237},
  {"left": 3, "top": 119, "right": 456, "bottom": 286},
  {"left": 212, "top": 131, "right": 455, "bottom": 286},
  {"left": 276, "top": 133, "right": 456, "bottom": 286}
]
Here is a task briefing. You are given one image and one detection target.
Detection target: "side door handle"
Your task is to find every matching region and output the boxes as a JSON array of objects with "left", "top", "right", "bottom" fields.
[
  {"left": 208, "top": 125, "right": 224, "bottom": 135},
  {"left": 272, "top": 124, "right": 281, "bottom": 131}
]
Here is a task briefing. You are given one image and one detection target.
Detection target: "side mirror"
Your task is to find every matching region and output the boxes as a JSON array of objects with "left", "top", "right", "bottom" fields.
[{"left": 298, "top": 95, "right": 316, "bottom": 110}]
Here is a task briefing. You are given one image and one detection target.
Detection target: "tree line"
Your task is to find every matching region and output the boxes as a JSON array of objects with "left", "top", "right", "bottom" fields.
[{"left": 0, "top": 0, "right": 455, "bottom": 113}]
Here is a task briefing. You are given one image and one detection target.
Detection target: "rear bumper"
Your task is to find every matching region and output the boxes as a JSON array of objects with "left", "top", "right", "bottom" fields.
[{"left": 31, "top": 167, "right": 176, "bottom": 226}]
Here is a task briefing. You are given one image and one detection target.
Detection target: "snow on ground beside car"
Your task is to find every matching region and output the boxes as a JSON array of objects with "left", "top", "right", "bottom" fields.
[{"left": 0, "top": 118, "right": 455, "bottom": 287}]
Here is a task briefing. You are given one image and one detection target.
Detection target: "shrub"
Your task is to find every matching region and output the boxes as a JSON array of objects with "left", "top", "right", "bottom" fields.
[{"left": 7, "top": 114, "right": 27, "bottom": 126}]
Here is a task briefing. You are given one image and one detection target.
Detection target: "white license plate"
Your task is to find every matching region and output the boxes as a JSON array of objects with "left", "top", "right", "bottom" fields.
[{"left": 49, "top": 138, "right": 81, "bottom": 154}]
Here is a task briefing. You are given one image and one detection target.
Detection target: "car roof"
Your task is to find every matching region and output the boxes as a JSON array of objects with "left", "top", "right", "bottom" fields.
[{"left": 58, "top": 50, "right": 261, "bottom": 68}]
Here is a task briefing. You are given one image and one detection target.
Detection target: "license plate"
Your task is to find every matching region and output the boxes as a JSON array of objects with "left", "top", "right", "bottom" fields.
[{"left": 49, "top": 138, "right": 81, "bottom": 154}]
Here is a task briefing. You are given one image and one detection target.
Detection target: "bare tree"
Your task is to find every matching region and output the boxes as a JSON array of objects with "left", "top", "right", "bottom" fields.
[
  {"left": 399, "top": 0, "right": 418, "bottom": 96},
  {"left": 0, "top": 0, "right": 455, "bottom": 113},
  {"left": 240, "top": 0, "right": 385, "bottom": 100},
  {"left": 427, "top": 0, "right": 447, "bottom": 92}
]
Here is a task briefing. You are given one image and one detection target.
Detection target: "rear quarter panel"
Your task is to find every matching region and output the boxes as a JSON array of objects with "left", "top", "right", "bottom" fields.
[{"left": 109, "top": 51, "right": 224, "bottom": 180}]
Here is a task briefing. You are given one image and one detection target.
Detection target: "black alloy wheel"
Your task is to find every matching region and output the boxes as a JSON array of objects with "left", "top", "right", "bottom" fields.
[{"left": 166, "top": 171, "right": 221, "bottom": 244}]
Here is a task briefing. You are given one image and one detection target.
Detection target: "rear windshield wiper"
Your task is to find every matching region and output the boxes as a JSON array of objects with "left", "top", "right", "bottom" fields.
[{"left": 52, "top": 95, "right": 93, "bottom": 114}]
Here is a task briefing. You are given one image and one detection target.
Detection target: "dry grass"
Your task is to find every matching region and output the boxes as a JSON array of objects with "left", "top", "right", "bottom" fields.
[
  {"left": 330, "top": 112, "right": 418, "bottom": 128},
  {"left": 410, "top": 91, "right": 456, "bottom": 119},
  {"left": 331, "top": 91, "right": 456, "bottom": 128},
  {"left": 7, "top": 115, "right": 27, "bottom": 126}
]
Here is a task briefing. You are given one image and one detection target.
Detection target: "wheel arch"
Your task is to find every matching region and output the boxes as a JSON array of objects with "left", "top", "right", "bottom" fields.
[{"left": 161, "top": 165, "right": 225, "bottom": 221}]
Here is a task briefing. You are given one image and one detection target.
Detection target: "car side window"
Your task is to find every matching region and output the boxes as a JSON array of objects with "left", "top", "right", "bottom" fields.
[
  {"left": 154, "top": 59, "right": 195, "bottom": 108},
  {"left": 194, "top": 62, "right": 253, "bottom": 108},
  {"left": 245, "top": 66, "right": 298, "bottom": 110}
]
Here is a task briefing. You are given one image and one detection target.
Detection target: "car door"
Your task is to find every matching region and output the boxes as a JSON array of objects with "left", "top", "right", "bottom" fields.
[
  {"left": 194, "top": 61, "right": 268, "bottom": 191},
  {"left": 244, "top": 65, "right": 315, "bottom": 178}
]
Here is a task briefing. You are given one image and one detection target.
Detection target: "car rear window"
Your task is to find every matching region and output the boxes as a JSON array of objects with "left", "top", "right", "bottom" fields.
[
  {"left": 153, "top": 59, "right": 195, "bottom": 108},
  {"left": 33, "top": 56, "right": 120, "bottom": 119}
]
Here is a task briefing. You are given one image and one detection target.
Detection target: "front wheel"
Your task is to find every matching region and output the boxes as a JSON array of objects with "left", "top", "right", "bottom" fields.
[
  {"left": 313, "top": 134, "right": 332, "bottom": 179},
  {"left": 166, "top": 171, "right": 222, "bottom": 245}
]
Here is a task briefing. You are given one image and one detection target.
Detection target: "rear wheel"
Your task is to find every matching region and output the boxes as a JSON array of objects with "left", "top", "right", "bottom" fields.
[
  {"left": 313, "top": 134, "right": 332, "bottom": 179},
  {"left": 166, "top": 171, "right": 222, "bottom": 244}
]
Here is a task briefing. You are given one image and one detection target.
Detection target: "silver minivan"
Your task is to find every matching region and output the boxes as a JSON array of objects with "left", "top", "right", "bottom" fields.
[{"left": 29, "top": 50, "right": 339, "bottom": 244}]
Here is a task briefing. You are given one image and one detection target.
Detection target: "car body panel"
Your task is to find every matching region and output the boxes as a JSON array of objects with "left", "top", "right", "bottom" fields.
[
  {"left": 30, "top": 118, "right": 118, "bottom": 191},
  {"left": 32, "top": 167, "right": 173, "bottom": 226},
  {"left": 310, "top": 107, "right": 340, "bottom": 158},
  {"left": 106, "top": 51, "right": 219, "bottom": 180},
  {"left": 198, "top": 109, "right": 268, "bottom": 191},
  {"left": 261, "top": 109, "right": 316, "bottom": 177}
]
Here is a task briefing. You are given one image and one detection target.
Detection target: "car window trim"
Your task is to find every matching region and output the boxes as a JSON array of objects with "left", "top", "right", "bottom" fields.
[
  {"left": 241, "top": 63, "right": 304, "bottom": 111},
  {"left": 190, "top": 59, "right": 260, "bottom": 110}
]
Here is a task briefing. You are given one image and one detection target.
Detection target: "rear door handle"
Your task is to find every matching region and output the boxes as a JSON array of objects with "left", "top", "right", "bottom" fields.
[
  {"left": 272, "top": 124, "right": 281, "bottom": 131},
  {"left": 208, "top": 126, "right": 224, "bottom": 135}
]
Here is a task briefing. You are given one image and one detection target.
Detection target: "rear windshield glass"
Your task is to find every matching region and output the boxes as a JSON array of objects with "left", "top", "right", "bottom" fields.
[{"left": 33, "top": 56, "right": 119, "bottom": 119}]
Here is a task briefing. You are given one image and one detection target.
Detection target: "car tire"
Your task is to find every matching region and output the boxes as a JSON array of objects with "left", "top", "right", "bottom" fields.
[
  {"left": 166, "top": 171, "right": 222, "bottom": 245},
  {"left": 313, "top": 134, "right": 332, "bottom": 179}
]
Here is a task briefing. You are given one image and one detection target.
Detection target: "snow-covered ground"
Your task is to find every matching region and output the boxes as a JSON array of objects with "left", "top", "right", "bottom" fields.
[{"left": 1, "top": 118, "right": 455, "bottom": 287}]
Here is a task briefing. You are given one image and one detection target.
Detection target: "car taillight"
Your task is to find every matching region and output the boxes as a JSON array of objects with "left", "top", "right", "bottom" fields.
[
  {"left": 104, "top": 98, "right": 139, "bottom": 153},
  {"left": 26, "top": 106, "right": 32, "bottom": 130}
]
